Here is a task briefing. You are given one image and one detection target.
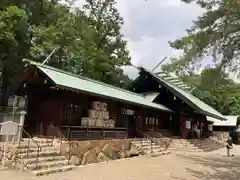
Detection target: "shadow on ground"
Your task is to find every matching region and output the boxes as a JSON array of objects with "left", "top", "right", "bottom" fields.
[{"left": 172, "top": 154, "right": 240, "bottom": 180}]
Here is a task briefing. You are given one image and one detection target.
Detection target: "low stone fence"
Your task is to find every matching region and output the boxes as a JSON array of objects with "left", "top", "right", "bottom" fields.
[
  {"left": 212, "top": 131, "right": 229, "bottom": 142},
  {"left": 209, "top": 131, "right": 230, "bottom": 145},
  {"left": 60, "top": 139, "right": 140, "bottom": 166},
  {"left": 0, "top": 145, "right": 23, "bottom": 169}
]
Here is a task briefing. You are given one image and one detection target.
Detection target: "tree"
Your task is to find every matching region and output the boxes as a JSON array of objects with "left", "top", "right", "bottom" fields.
[
  {"left": 0, "top": 6, "right": 30, "bottom": 106},
  {"left": 0, "top": 0, "right": 132, "bottom": 106},
  {"left": 183, "top": 67, "right": 240, "bottom": 115},
  {"left": 162, "top": 63, "right": 240, "bottom": 115},
  {"left": 30, "top": 0, "right": 132, "bottom": 88},
  {"left": 82, "top": 0, "right": 132, "bottom": 87},
  {"left": 169, "top": 0, "right": 240, "bottom": 76}
]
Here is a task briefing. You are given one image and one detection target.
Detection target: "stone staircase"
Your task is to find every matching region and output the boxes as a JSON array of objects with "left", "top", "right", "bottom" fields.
[
  {"left": 131, "top": 138, "right": 170, "bottom": 157},
  {"left": 16, "top": 138, "right": 76, "bottom": 176},
  {"left": 168, "top": 137, "right": 225, "bottom": 152}
]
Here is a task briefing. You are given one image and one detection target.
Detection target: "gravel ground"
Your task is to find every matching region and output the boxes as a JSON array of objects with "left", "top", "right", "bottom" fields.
[{"left": 1, "top": 145, "right": 240, "bottom": 180}]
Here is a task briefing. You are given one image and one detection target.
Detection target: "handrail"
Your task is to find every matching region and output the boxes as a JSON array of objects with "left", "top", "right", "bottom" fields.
[
  {"left": 135, "top": 128, "right": 154, "bottom": 153},
  {"left": 19, "top": 127, "right": 41, "bottom": 169},
  {"left": 49, "top": 125, "right": 71, "bottom": 165},
  {"left": 148, "top": 129, "right": 172, "bottom": 150}
]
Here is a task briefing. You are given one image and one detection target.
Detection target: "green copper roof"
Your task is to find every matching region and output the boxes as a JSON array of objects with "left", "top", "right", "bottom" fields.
[
  {"left": 24, "top": 60, "right": 172, "bottom": 112},
  {"left": 140, "top": 68, "right": 226, "bottom": 120},
  {"left": 141, "top": 92, "right": 160, "bottom": 102}
]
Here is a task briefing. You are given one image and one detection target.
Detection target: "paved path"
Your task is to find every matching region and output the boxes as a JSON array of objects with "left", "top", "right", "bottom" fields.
[{"left": 1, "top": 145, "right": 240, "bottom": 180}]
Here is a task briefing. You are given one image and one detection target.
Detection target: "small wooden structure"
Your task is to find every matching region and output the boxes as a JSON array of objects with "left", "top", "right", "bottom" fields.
[
  {"left": 16, "top": 60, "right": 172, "bottom": 140},
  {"left": 207, "top": 116, "right": 239, "bottom": 142}
]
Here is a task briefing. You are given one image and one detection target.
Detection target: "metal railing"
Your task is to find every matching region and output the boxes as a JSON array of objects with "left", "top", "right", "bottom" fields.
[
  {"left": 148, "top": 129, "right": 172, "bottom": 150},
  {"left": 19, "top": 127, "right": 41, "bottom": 169},
  {"left": 49, "top": 125, "right": 71, "bottom": 165},
  {"left": 135, "top": 129, "right": 154, "bottom": 153}
]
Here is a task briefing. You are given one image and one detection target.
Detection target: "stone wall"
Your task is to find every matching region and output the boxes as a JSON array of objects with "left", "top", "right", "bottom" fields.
[
  {"left": 60, "top": 139, "right": 140, "bottom": 165},
  {"left": 0, "top": 145, "right": 22, "bottom": 169},
  {"left": 212, "top": 131, "right": 229, "bottom": 142}
]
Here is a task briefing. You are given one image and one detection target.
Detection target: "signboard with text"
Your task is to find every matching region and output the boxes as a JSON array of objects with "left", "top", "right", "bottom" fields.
[{"left": 0, "top": 121, "right": 19, "bottom": 135}]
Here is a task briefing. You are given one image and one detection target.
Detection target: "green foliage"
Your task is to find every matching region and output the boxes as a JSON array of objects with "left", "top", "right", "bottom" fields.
[
  {"left": 0, "top": 0, "right": 132, "bottom": 105},
  {"left": 0, "top": 5, "right": 30, "bottom": 104},
  {"left": 169, "top": 0, "right": 240, "bottom": 75},
  {"left": 193, "top": 84, "right": 240, "bottom": 115},
  {"left": 166, "top": 0, "right": 240, "bottom": 115},
  {"left": 180, "top": 67, "right": 240, "bottom": 115}
]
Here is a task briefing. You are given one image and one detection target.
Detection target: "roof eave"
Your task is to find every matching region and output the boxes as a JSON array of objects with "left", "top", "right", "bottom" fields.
[
  {"left": 55, "top": 84, "right": 173, "bottom": 113},
  {"left": 24, "top": 60, "right": 173, "bottom": 113},
  {"left": 140, "top": 68, "right": 226, "bottom": 120},
  {"left": 199, "top": 110, "right": 227, "bottom": 121}
]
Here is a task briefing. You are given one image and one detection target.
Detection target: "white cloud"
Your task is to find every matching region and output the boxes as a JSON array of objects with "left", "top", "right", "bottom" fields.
[
  {"left": 75, "top": 0, "right": 204, "bottom": 78},
  {"left": 116, "top": 0, "right": 204, "bottom": 67}
]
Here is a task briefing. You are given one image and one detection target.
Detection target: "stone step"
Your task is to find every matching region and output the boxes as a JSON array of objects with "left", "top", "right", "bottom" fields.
[
  {"left": 169, "top": 144, "right": 224, "bottom": 152},
  {"left": 171, "top": 141, "right": 223, "bottom": 146},
  {"left": 202, "top": 147, "right": 223, "bottom": 152},
  {"left": 133, "top": 143, "right": 158, "bottom": 148},
  {"left": 189, "top": 142, "right": 219, "bottom": 146},
  {"left": 168, "top": 147, "right": 201, "bottom": 152},
  {"left": 191, "top": 142, "right": 224, "bottom": 147},
  {"left": 132, "top": 143, "right": 155, "bottom": 148},
  {"left": 141, "top": 145, "right": 160, "bottom": 150},
  {"left": 132, "top": 139, "right": 151, "bottom": 142},
  {"left": 16, "top": 143, "right": 53, "bottom": 149},
  {"left": 150, "top": 150, "right": 171, "bottom": 157},
  {"left": 27, "top": 160, "right": 69, "bottom": 170},
  {"left": 32, "top": 164, "right": 76, "bottom": 176},
  {"left": 146, "top": 148, "right": 165, "bottom": 154},
  {"left": 168, "top": 147, "right": 200, "bottom": 151},
  {"left": 193, "top": 144, "right": 224, "bottom": 149},
  {"left": 18, "top": 147, "right": 57, "bottom": 154},
  {"left": 170, "top": 142, "right": 196, "bottom": 145},
  {"left": 189, "top": 141, "right": 220, "bottom": 145},
  {"left": 170, "top": 142, "right": 192, "bottom": 144},
  {"left": 23, "top": 137, "right": 53, "bottom": 142},
  {"left": 20, "top": 150, "right": 59, "bottom": 158},
  {"left": 21, "top": 139, "right": 54, "bottom": 146},
  {"left": 24, "top": 155, "right": 66, "bottom": 164},
  {"left": 169, "top": 144, "right": 197, "bottom": 148},
  {"left": 132, "top": 141, "right": 152, "bottom": 145},
  {"left": 188, "top": 139, "right": 221, "bottom": 143},
  {"left": 132, "top": 141, "right": 153, "bottom": 145}
]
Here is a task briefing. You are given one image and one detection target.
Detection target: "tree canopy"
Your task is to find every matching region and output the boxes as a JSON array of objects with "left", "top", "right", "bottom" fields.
[
  {"left": 177, "top": 67, "right": 240, "bottom": 115},
  {"left": 169, "top": 0, "right": 240, "bottom": 76},
  {"left": 0, "top": 0, "right": 132, "bottom": 106},
  {"left": 165, "top": 0, "right": 240, "bottom": 115}
]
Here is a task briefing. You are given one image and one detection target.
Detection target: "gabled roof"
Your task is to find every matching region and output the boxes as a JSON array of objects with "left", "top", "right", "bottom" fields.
[
  {"left": 141, "top": 92, "right": 160, "bottom": 102},
  {"left": 138, "top": 67, "right": 226, "bottom": 120},
  {"left": 23, "top": 60, "right": 172, "bottom": 112},
  {"left": 207, "top": 116, "right": 239, "bottom": 126},
  {"left": 154, "top": 71, "right": 192, "bottom": 91}
]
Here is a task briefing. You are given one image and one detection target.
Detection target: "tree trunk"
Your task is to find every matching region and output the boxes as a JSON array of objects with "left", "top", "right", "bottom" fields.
[{"left": 0, "top": 68, "right": 9, "bottom": 107}]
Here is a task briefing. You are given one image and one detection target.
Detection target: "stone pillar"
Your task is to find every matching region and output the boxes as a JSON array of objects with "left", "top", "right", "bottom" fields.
[{"left": 17, "top": 111, "right": 27, "bottom": 146}]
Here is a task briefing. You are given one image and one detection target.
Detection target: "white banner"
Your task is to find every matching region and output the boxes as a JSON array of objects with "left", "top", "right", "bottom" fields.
[
  {"left": 186, "top": 121, "right": 191, "bottom": 129},
  {"left": 208, "top": 124, "right": 213, "bottom": 131}
]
